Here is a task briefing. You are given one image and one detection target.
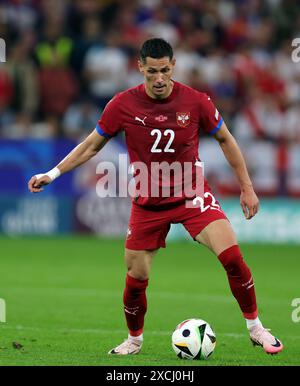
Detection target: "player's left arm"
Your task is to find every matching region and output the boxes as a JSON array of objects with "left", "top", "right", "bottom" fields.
[{"left": 213, "top": 121, "right": 259, "bottom": 220}]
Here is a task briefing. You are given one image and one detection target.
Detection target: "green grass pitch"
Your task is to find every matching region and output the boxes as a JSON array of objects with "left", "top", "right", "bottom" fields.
[{"left": 0, "top": 236, "right": 299, "bottom": 366}]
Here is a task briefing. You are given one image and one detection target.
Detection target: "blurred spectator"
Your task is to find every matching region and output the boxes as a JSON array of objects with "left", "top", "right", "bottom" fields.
[
  {"left": 1, "top": 112, "right": 32, "bottom": 138},
  {"left": 287, "top": 143, "right": 300, "bottom": 196},
  {"left": 6, "top": 37, "right": 38, "bottom": 117},
  {"left": 245, "top": 141, "right": 279, "bottom": 196},
  {"left": 126, "top": 49, "right": 144, "bottom": 89},
  {"left": 285, "top": 102, "right": 300, "bottom": 142},
  {"left": 186, "top": 68, "right": 214, "bottom": 99},
  {"left": 275, "top": 39, "right": 300, "bottom": 104},
  {"left": 35, "top": 20, "right": 73, "bottom": 68},
  {"left": 0, "top": 65, "right": 13, "bottom": 112},
  {"left": 83, "top": 31, "right": 128, "bottom": 107},
  {"left": 1, "top": 112, "right": 60, "bottom": 139},
  {"left": 213, "top": 66, "right": 238, "bottom": 124},
  {"left": 67, "top": 0, "right": 105, "bottom": 37},
  {"left": 112, "top": 3, "right": 145, "bottom": 51},
  {"left": 35, "top": 20, "right": 78, "bottom": 117},
  {"left": 174, "top": 41, "right": 202, "bottom": 84},
  {"left": 62, "top": 98, "right": 100, "bottom": 140},
  {"left": 139, "top": 6, "right": 179, "bottom": 47},
  {"left": 198, "top": 47, "right": 225, "bottom": 87},
  {"left": 71, "top": 16, "right": 103, "bottom": 75},
  {"left": 0, "top": 0, "right": 38, "bottom": 33},
  {"left": 234, "top": 92, "right": 284, "bottom": 146}
]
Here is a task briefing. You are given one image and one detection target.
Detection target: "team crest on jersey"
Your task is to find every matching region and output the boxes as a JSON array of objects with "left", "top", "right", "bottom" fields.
[{"left": 176, "top": 112, "right": 190, "bottom": 127}]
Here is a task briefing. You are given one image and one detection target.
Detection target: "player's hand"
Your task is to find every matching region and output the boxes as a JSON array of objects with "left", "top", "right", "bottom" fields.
[
  {"left": 28, "top": 174, "right": 52, "bottom": 193},
  {"left": 240, "top": 187, "right": 259, "bottom": 220}
]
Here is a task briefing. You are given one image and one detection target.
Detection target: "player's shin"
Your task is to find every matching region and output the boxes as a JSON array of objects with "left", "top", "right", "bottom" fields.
[
  {"left": 123, "top": 273, "right": 148, "bottom": 339},
  {"left": 217, "top": 245, "right": 258, "bottom": 321}
]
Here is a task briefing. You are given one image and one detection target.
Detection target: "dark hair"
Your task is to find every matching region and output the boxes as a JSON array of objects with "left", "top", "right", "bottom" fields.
[{"left": 139, "top": 38, "right": 173, "bottom": 63}]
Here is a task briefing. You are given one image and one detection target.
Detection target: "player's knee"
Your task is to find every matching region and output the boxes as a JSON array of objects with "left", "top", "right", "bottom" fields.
[
  {"left": 126, "top": 258, "right": 150, "bottom": 280},
  {"left": 127, "top": 269, "right": 149, "bottom": 282},
  {"left": 125, "top": 250, "right": 152, "bottom": 281},
  {"left": 126, "top": 272, "right": 149, "bottom": 289},
  {"left": 218, "top": 245, "right": 249, "bottom": 276}
]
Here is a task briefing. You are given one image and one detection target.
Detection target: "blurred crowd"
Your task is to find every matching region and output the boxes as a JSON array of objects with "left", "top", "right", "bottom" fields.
[{"left": 0, "top": 0, "right": 300, "bottom": 196}]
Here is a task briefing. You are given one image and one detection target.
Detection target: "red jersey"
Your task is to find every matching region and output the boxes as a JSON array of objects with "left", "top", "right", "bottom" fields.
[{"left": 96, "top": 81, "right": 223, "bottom": 207}]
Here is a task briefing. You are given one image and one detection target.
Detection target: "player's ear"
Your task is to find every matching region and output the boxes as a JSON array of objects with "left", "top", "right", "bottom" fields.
[
  {"left": 138, "top": 60, "right": 144, "bottom": 74},
  {"left": 171, "top": 58, "right": 176, "bottom": 67}
]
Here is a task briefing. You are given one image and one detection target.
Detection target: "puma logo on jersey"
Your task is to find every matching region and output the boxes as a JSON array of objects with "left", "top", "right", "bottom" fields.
[{"left": 135, "top": 116, "right": 147, "bottom": 126}]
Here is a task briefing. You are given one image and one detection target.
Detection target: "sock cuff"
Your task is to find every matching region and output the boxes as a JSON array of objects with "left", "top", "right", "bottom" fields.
[
  {"left": 126, "top": 273, "right": 149, "bottom": 289},
  {"left": 218, "top": 245, "right": 243, "bottom": 267},
  {"left": 129, "top": 329, "right": 144, "bottom": 338},
  {"left": 218, "top": 245, "right": 241, "bottom": 259},
  {"left": 243, "top": 310, "right": 258, "bottom": 319}
]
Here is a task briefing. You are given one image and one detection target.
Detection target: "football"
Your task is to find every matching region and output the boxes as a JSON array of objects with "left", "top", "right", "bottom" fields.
[{"left": 171, "top": 318, "right": 216, "bottom": 360}]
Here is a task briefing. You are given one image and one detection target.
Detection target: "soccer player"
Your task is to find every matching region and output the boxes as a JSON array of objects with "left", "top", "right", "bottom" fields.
[{"left": 28, "top": 38, "right": 283, "bottom": 356}]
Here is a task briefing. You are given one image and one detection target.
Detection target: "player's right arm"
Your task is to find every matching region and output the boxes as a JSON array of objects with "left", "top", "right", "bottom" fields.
[{"left": 28, "top": 130, "right": 109, "bottom": 193}]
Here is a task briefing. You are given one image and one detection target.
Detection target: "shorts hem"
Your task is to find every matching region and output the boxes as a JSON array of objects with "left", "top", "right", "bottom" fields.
[{"left": 188, "top": 214, "right": 228, "bottom": 240}]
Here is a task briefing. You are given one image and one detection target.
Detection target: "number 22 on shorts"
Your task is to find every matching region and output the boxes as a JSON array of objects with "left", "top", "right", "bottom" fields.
[{"left": 193, "top": 192, "right": 221, "bottom": 213}]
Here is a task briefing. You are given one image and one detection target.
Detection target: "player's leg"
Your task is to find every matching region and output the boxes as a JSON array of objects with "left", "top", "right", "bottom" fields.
[
  {"left": 109, "top": 203, "right": 171, "bottom": 355},
  {"left": 123, "top": 248, "right": 157, "bottom": 338},
  {"left": 195, "top": 219, "right": 258, "bottom": 319},
  {"left": 195, "top": 219, "right": 283, "bottom": 354},
  {"left": 109, "top": 248, "right": 158, "bottom": 355}
]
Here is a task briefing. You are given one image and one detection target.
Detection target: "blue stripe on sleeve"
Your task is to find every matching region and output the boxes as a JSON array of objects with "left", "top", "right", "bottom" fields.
[
  {"left": 96, "top": 123, "right": 113, "bottom": 138},
  {"left": 210, "top": 117, "right": 223, "bottom": 135}
]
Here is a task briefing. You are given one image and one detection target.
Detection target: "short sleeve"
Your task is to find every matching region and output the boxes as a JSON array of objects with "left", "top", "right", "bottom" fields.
[
  {"left": 199, "top": 94, "right": 223, "bottom": 135},
  {"left": 96, "top": 95, "right": 123, "bottom": 138}
]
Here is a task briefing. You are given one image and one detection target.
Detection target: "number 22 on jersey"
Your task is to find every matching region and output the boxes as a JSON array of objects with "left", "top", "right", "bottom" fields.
[{"left": 150, "top": 129, "right": 175, "bottom": 153}]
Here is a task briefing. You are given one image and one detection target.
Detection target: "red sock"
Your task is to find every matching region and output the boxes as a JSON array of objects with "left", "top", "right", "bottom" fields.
[
  {"left": 218, "top": 245, "right": 258, "bottom": 319},
  {"left": 123, "top": 273, "right": 148, "bottom": 336}
]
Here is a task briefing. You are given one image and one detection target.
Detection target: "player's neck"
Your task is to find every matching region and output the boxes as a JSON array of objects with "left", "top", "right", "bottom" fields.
[{"left": 145, "top": 81, "right": 174, "bottom": 100}]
